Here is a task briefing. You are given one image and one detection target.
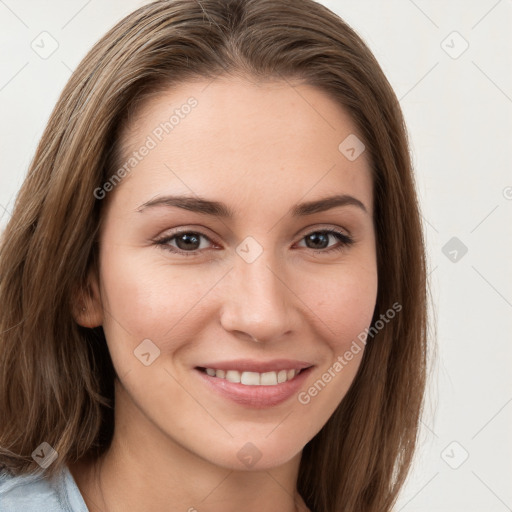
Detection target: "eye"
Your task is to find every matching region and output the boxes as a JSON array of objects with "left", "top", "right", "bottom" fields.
[
  {"left": 295, "top": 229, "right": 354, "bottom": 254},
  {"left": 154, "top": 230, "right": 215, "bottom": 256},
  {"left": 153, "top": 227, "right": 354, "bottom": 257}
]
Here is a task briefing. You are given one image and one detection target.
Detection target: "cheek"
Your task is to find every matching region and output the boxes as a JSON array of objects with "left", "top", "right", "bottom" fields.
[
  {"left": 98, "top": 247, "right": 219, "bottom": 355},
  {"left": 293, "top": 263, "right": 377, "bottom": 419},
  {"left": 99, "top": 238, "right": 378, "bottom": 368},
  {"left": 95, "top": 238, "right": 378, "bottom": 467},
  {"left": 302, "top": 261, "right": 378, "bottom": 349}
]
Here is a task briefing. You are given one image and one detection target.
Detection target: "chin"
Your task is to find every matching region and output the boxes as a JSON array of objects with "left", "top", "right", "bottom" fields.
[{"left": 196, "top": 432, "right": 307, "bottom": 472}]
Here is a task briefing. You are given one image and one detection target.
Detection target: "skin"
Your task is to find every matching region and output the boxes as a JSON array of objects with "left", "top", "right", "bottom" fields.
[{"left": 70, "top": 75, "right": 378, "bottom": 512}]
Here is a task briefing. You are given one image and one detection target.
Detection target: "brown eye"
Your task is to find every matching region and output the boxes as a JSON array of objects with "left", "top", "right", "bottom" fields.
[
  {"left": 154, "top": 228, "right": 354, "bottom": 257},
  {"left": 174, "top": 232, "right": 202, "bottom": 251},
  {"left": 154, "top": 231, "right": 214, "bottom": 256},
  {"left": 305, "top": 232, "right": 330, "bottom": 250},
  {"left": 298, "top": 229, "right": 354, "bottom": 254}
]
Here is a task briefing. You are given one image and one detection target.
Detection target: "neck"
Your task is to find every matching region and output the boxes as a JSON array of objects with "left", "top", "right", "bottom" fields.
[{"left": 70, "top": 380, "right": 309, "bottom": 512}]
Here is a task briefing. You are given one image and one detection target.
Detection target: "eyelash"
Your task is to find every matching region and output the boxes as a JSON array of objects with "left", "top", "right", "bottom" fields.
[{"left": 153, "top": 228, "right": 354, "bottom": 257}]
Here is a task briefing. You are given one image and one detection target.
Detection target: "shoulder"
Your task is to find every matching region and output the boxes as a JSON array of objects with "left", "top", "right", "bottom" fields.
[{"left": 0, "top": 465, "right": 87, "bottom": 512}]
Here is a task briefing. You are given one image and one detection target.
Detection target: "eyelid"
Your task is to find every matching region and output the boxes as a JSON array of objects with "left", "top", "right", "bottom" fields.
[
  {"left": 295, "top": 223, "right": 352, "bottom": 239},
  {"left": 152, "top": 227, "right": 219, "bottom": 254},
  {"left": 154, "top": 223, "right": 352, "bottom": 241},
  {"left": 153, "top": 224, "right": 354, "bottom": 256},
  {"left": 153, "top": 225, "right": 218, "bottom": 242}
]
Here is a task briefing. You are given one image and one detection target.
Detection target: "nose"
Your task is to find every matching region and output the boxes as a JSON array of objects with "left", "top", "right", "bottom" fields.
[{"left": 219, "top": 246, "right": 298, "bottom": 344}]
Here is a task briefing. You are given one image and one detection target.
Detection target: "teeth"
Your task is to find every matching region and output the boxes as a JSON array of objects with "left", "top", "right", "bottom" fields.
[
  {"left": 203, "top": 368, "right": 300, "bottom": 386},
  {"left": 277, "top": 370, "right": 287, "bottom": 383},
  {"left": 240, "top": 371, "right": 260, "bottom": 385},
  {"left": 260, "top": 371, "right": 278, "bottom": 385},
  {"left": 226, "top": 370, "right": 241, "bottom": 383}
]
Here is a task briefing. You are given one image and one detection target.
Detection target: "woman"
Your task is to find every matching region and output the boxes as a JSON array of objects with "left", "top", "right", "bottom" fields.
[{"left": 0, "top": 0, "right": 428, "bottom": 511}]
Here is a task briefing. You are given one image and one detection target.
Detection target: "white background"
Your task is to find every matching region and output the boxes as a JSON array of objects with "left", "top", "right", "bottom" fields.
[{"left": 1, "top": 1, "right": 511, "bottom": 510}]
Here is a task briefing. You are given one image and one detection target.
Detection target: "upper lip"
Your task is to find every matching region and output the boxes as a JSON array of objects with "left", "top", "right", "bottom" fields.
[{"left": 196, "top": 359, "right": 314, "bottom": 373}]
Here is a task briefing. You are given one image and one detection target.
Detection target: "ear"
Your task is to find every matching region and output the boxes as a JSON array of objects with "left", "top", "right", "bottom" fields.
[{"left": 71, "top": 267, "right": 103, "bottom": 328}]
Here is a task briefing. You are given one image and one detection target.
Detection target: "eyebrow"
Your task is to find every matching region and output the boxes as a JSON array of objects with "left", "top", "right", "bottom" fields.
[{"left": 136, "top": 193, "right": 368, "bottom": 217}]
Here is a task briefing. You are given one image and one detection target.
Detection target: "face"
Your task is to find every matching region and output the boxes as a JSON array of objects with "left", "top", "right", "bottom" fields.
[{"left": 82, "top": 76, "right": 378, "bottom": 470}]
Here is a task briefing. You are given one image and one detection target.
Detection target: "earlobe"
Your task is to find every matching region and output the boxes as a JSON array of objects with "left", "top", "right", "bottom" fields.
[{"left": 71, "top": 269, "right": 103, "bottom": 328}]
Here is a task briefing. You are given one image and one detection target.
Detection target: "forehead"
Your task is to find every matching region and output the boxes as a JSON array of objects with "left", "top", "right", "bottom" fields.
[{"left": 112, "top": 76, "right": 373, "bottom": 215}]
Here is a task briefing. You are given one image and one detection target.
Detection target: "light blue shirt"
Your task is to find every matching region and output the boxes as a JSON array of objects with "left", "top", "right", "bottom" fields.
[{"left": 0, "top": 465, "right": 88, "bottom": 511}]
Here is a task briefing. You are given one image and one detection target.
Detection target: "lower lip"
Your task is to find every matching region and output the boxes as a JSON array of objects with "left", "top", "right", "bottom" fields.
[{"left": 195, "top": 367, "right": 313, "bottom": 408}]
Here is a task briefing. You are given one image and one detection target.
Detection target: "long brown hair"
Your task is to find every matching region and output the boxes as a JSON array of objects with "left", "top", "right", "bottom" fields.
[{"left": 0, "top": 1, "right": 428, "bottom": 510}]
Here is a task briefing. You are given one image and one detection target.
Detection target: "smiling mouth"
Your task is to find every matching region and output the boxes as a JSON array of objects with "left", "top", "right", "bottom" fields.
[{"left": 197, "top": 367, "right": 307, "bottom": 386}]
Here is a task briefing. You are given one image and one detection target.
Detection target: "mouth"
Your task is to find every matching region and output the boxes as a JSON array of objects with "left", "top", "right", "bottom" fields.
[
  {"left": 194, "top": 360, "right": 314, "bottom": 408},
  {"left": 197, "top": 367, "right": 307, "bottom": 386}
]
